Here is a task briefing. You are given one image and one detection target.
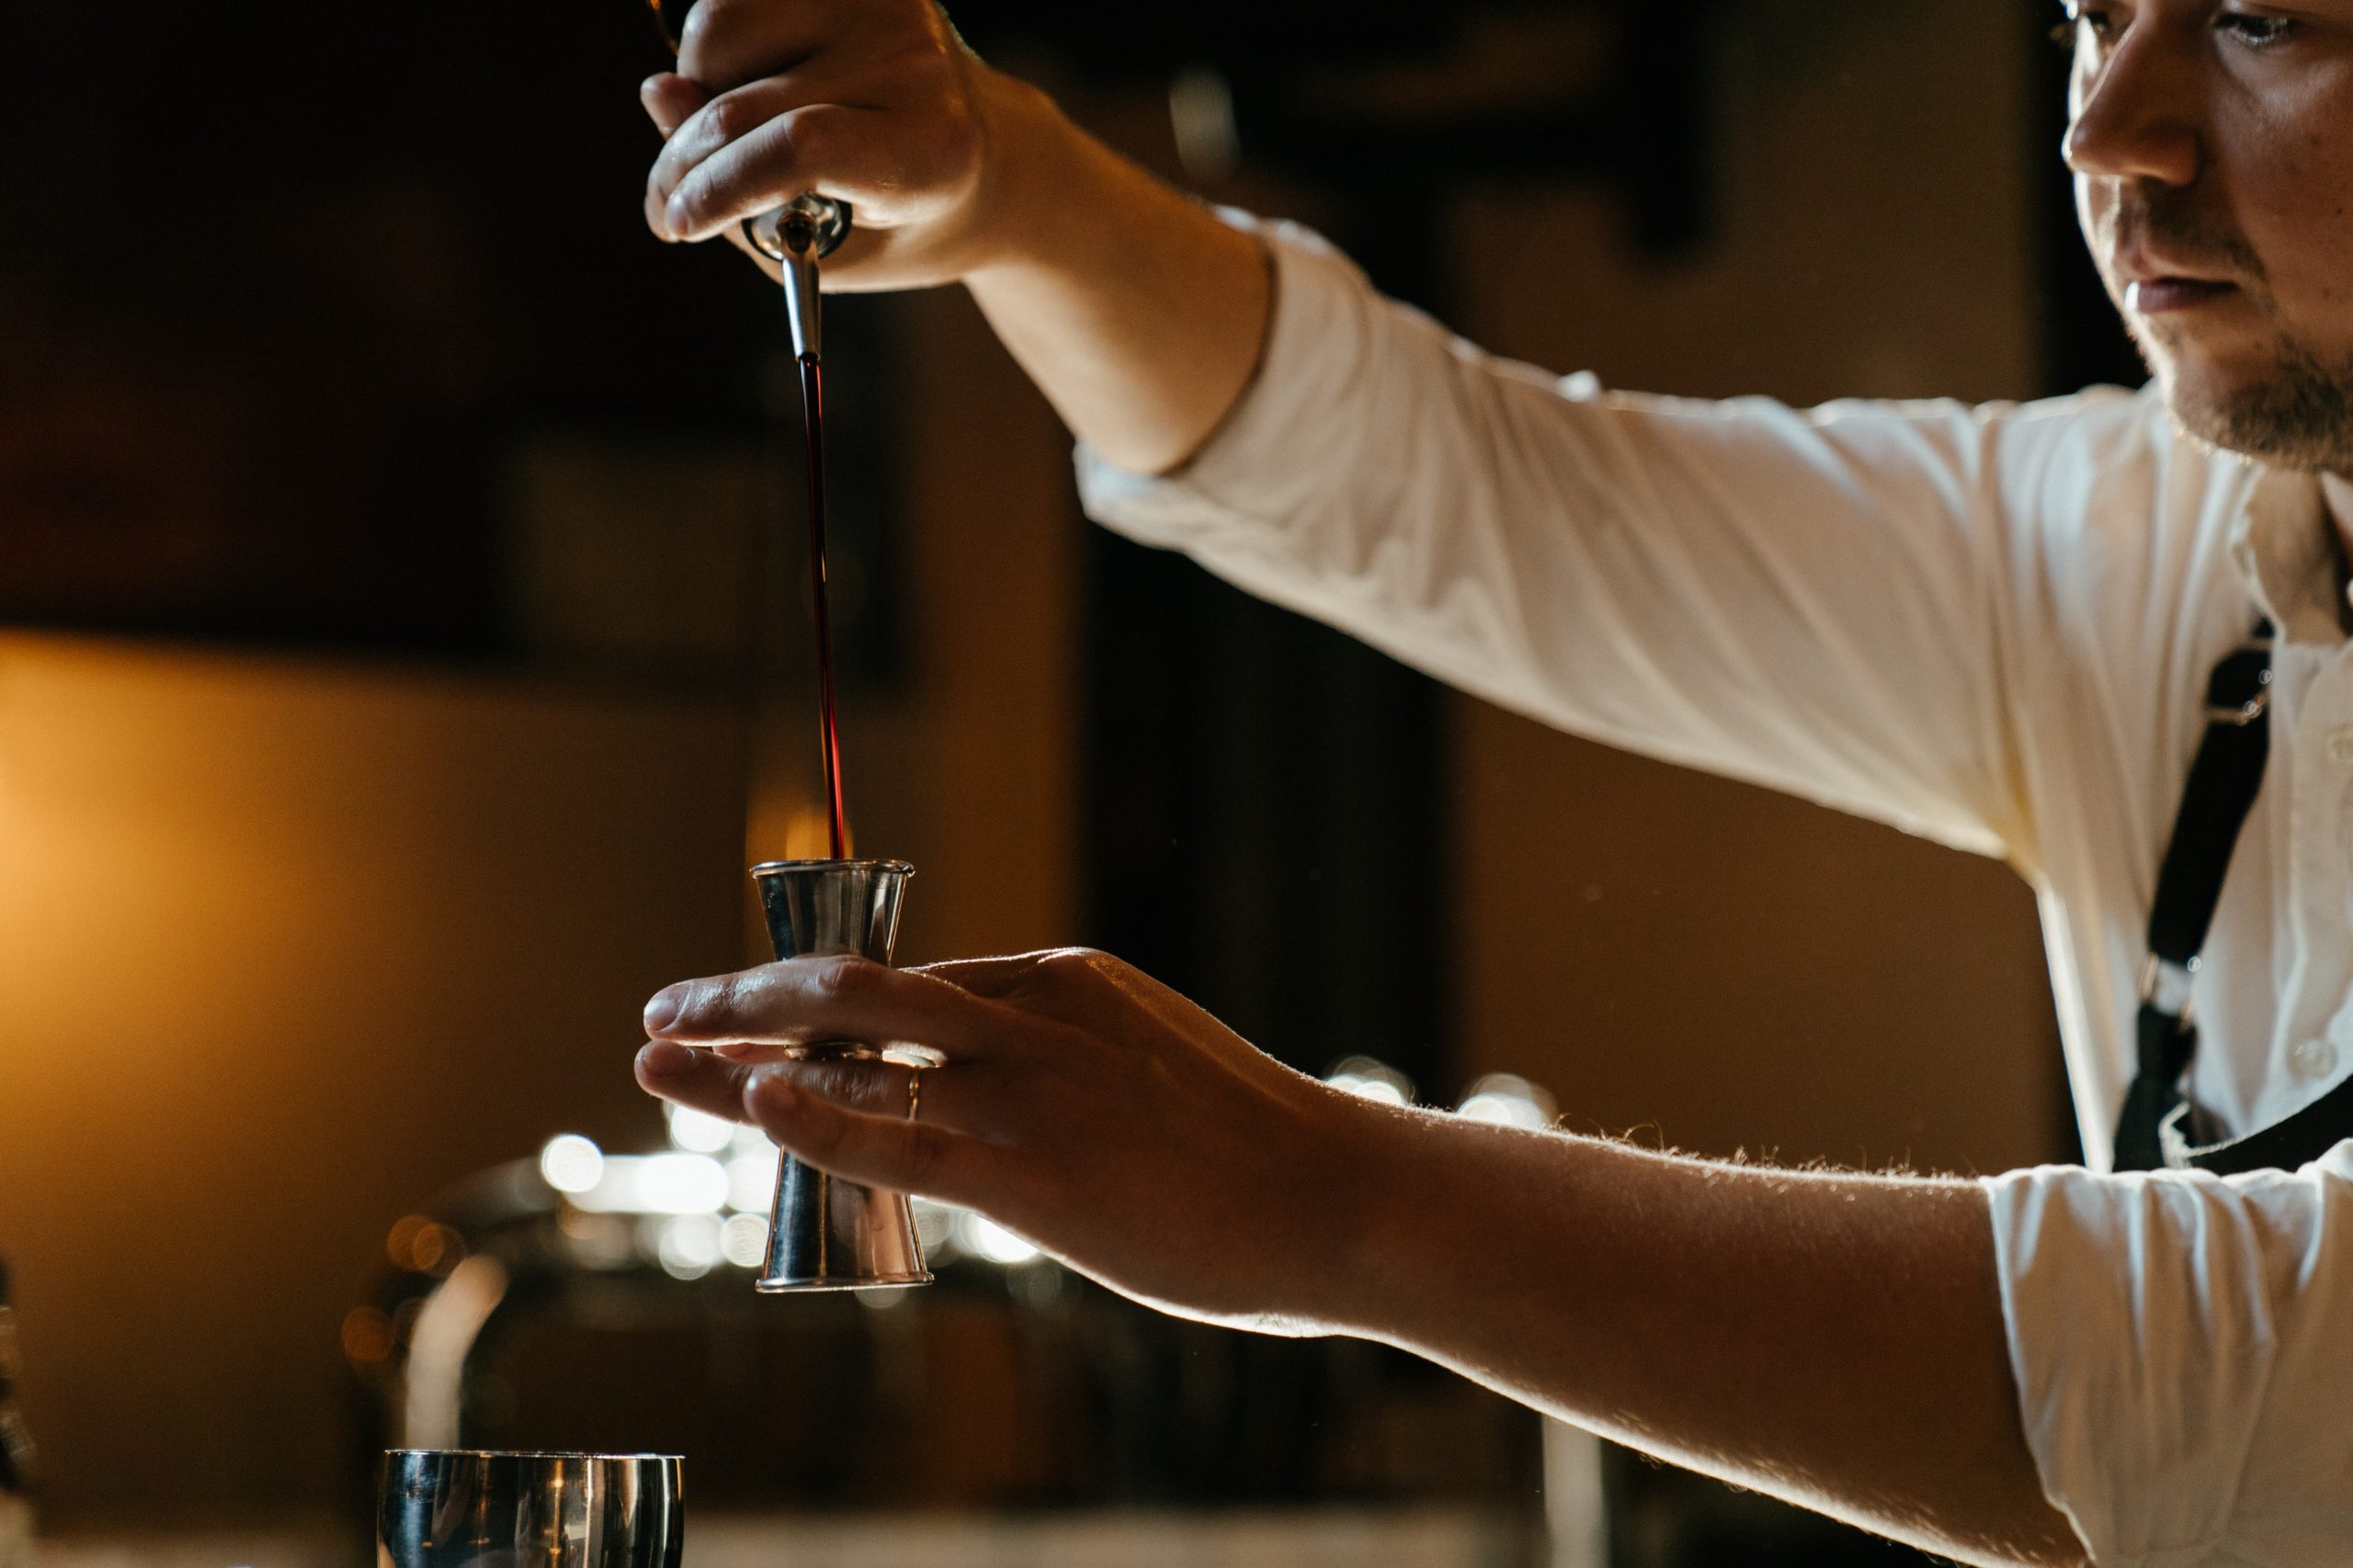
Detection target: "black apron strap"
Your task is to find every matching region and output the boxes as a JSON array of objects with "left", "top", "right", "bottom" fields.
[
  {"left": 2110, "top": 619, "right": 2273, "bottom": 1174},
  {"left": 2152, "top": 1072, "right": 2353, "bottom": 1176}
]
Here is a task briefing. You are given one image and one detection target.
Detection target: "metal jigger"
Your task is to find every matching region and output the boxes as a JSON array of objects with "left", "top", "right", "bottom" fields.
[
  {"left": 378, "top": 1450, "right": 683, "bottom": 1568},
  {"left": 749, "top": 858, "right": 930, "bottom": 1292}
]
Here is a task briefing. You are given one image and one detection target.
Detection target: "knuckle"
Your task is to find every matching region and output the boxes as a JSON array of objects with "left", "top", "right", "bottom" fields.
[
  {"left": 807, "top": 954, "right": 876, "bottom": 1004},
  {"left": 778, "top": 105, "right": 839, "bottom": 164},
  {"left": 871, "top": 29, "right": 950, "bottom": 82},
  {"left": 811, "top": 1061, "right": 887, "bottom": 1111},
  {"left": 1022, "top": 948, "right": 1108, "bottom": 997},
  {"left": 703, "top": 91, "right": 758, "bottom": 143},
  {"left": 710, "top": 972, "right": 756, "bottom": 1019},
  {"left": 1064, "top": 948, "right": 1122, "bottom": 984}
]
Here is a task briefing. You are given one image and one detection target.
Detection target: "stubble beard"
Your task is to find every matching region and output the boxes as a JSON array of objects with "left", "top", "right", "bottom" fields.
[
  {"left": 2139, "top": 312, "right": 2353, "bottom": 475},
  {"left": 2093, "top": 183, "right": 2353, "bottom": 474}
]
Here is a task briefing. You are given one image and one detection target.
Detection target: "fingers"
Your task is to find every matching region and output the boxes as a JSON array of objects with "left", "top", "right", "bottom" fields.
[
  {"left": 642, "top": 1039, "right": 1016, "bottom": 1153},
  {"left": 635, "top": 1039, "right": 759, "bottom": 1124},
  {"left": 675, "top": 0, "right": 831, "bottom": 91},
  {"left": 642, "top": 32, "right": 978, "bottom": 244},
  {"left": 640, "top": 73, "right": 710, "bottom": 137},
  {"left": 640, "top": 1039, "right": 914, "bottom": 1121},
  {"left": 644, "top": 956, "right": 1019, "bottom": 1061},
  {"left": 742, "top": 1067, "right": 991, "bottom": 1203},
  {"left": 645, "top": 75, "right": 800, "bottom": 238},
  {"left": 659, "top": 98, "right": 891, "bottom": 243}
]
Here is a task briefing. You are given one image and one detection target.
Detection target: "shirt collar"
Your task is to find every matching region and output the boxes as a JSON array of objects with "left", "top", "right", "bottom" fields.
[{"left": 2229, "top": 465, "right": 2342, "bottom": 645}]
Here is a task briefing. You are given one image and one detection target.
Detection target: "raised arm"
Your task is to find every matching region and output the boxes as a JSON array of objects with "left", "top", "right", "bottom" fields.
[
  {"left": 633, "top": 949, "right": 2088, "bottom": 1568},
  {"left": 640, "top": 0, "right": 1269, "bottom": 475}
]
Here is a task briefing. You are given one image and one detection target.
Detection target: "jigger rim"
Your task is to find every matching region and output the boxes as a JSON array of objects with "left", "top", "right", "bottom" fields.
[
  {"left": 750, "top": 858, "right": 915, "bottom": 877},
  {"left": 384, "top": 1449, "right": 682, "bottom": 1463}
]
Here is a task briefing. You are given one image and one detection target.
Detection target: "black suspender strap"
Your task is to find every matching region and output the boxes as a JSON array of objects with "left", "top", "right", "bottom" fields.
[{"left": 2110, "top": 619, "right": 2274, "bottom": 1173}]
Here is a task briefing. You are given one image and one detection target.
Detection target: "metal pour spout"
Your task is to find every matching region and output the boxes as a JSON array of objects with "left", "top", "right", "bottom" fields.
[{"left": 747, "top": 195, "right": 852, "bottom": 363}]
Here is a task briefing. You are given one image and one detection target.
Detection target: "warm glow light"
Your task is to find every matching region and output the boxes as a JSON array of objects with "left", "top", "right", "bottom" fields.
[
  {"left": 957, "top": 1210, "right": 1042, "bottom": 1267},
  {"left": 665, "top": 1104, "right": 734, "bottom": 1153},
  {"left": 539, "top": 1134, "right": 605, "bottom": 1194},
  {"left": 780, "top": 800, "right": 837, "bottom": 861},
  {"left": 340, "top": 1306, "right": 394, "bottom": 1365},
  {"left": 404, "top": 1223, "right": 464, "bottom": 1278},
  {"left": 386, "top": 1214, "right": 433, "bottom": 1270}
]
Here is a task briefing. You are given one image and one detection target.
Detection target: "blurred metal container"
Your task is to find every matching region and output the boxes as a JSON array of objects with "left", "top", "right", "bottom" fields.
[{"left": 379, "top": 1450, "right": 682, "bottom": 1568}]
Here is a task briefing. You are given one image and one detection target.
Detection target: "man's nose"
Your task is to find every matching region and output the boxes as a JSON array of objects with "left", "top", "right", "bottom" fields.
[{"left": 2063, "top": 26, "right": 2201, "bottom": 187}]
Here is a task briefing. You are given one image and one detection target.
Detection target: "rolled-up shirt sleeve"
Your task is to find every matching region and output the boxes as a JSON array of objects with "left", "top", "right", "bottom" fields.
[
  {"left": 1984, "top": 1146, "right": 2353, "bottom": 1565},
  {"left": 1077, "top": 214, "right": 2083, "bottom": 863}
]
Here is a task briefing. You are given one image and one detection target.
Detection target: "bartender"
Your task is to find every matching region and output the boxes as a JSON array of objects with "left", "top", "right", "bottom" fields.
[{"left": 631, "top": 1, "right": 2353, "bottom": 1561}]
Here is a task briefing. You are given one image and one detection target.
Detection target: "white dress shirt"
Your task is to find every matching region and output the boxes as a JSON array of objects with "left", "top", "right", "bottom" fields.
[{"left": 1074, "top": 216, "right": 2353, "bottom": 1565}]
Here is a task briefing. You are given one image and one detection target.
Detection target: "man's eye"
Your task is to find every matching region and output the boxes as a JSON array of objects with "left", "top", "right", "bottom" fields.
[{"left": 2217, "top": 11, "right": 2296, "bottom": 46}]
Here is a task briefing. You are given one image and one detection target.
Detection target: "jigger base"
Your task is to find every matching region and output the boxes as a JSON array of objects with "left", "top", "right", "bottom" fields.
[
  {"left": 754, "top": 1273, "right": 933, "bottom": 1294},
  {"left": 755, "top": 1153, "right": 934, "bottom": 1292}
]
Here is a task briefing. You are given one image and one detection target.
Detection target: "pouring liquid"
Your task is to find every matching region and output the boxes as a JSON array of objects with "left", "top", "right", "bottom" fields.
[{"left": 796, "top": 350, "right": 849, "bottom": 860}]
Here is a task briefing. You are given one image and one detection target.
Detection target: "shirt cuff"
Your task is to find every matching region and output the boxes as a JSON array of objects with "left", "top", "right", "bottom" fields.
[
  {"left": 1982, "top": 1160, "right": 2324, "bottom": 1565},
  {"left": 1074, "top": 210, "right": 1390, "bottom": 551}
]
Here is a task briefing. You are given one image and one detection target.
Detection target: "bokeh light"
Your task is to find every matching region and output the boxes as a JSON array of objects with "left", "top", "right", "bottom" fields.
[
  {"left": 665, "top": 1103, "right": 734, "bottom": 1153},
  {"left": 538, "top": 1134, "right": 605, "bottom": 1194},
  {"left": 1325, "top": 1055, "right": 1414, "bottom": 1107}
]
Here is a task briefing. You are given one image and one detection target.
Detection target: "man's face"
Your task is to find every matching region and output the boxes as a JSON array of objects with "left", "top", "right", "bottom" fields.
[{"left": 2065, "top": 1, "right": 2353, "bottom": 472}]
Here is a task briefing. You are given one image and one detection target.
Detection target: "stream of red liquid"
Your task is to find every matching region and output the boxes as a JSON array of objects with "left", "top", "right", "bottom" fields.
[{"left": 797, "top": 351, "right": 848, "bottom": 859}]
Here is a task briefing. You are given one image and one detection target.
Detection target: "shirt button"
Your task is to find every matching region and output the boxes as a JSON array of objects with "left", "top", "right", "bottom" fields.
[
  {"left": 2330, "top": 727, "right": 2353, "bottom": 769},
  {"left": 2290, "top": 1038, "right": 2342, "bottom": 1083}
]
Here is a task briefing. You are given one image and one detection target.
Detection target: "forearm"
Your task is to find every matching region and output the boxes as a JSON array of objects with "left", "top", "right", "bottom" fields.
[
  {"left": 1330, "top": 1113, "right": 2084, "bottom": 1567},
  {"left": 962, "top": 75, "right": 1271, "bottom": 476},
  {"left": 638, "top": 948, "right": 2084, "bottom": 1562}
]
